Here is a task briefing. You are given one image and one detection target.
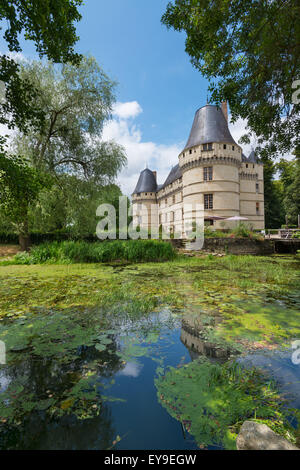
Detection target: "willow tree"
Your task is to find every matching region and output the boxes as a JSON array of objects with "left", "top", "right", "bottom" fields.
[
  {"left": 10, "top": 56, "right": 126, "bottom": 245},
  {"left": 0, "top": 155, "right": 51, "bottom": 250}
]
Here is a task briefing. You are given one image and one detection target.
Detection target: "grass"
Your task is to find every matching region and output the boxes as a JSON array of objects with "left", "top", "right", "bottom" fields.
[{"left": 2, "top": 240, "right": 176, "bottom": 265}]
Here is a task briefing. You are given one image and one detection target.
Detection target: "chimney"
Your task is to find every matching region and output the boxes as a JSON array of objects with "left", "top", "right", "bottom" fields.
[
  {"left": 221, "top": 101, "right": 228, "bottom": 122},
  {"left": 152, "top": 170, "right": 157, "bottom": 182}
]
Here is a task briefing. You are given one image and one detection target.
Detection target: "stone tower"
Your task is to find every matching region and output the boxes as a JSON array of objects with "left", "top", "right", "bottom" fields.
[{"left": 132, "top": 103, "right": 264, "bottom": 236}]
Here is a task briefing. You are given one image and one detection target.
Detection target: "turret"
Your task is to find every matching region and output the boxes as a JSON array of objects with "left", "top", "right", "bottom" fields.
[
  {"left": 178, "top": 105, "right": 242, "bottom": 232},
  {"left": 132, "top": 169, "right": 158, "bottom": 231}
]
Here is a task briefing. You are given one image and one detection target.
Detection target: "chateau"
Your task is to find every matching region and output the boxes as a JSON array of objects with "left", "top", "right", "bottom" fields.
[{"left": 132, "top": 103, "right": 264, "bottom": 236}]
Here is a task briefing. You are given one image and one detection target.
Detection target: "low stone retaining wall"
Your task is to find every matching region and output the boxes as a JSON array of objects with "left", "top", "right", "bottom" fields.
[{"left": 202, "top": 238, "right": 275, "bottom": 255}]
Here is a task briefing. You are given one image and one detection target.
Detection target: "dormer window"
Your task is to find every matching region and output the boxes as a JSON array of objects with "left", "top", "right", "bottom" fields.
[{"left": 203, "top": 143, "right": 212, "bottom": 151}]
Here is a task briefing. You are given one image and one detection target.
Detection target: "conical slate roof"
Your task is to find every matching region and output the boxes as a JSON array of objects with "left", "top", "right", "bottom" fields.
[
  {"left": 242, "top": 150, "right": 259, "bottom": 164},
  {"left": 184, "top": 105, "right": 236, "bottom": 150},
  {"left": 162, "top": 164, "right": 182, "bottom": 188},
  {"left": 133, "top": 168, "right": 157, "bottom": 194},
  {"left": 248, "top": 150, "right": 258, "bottom": 163}
]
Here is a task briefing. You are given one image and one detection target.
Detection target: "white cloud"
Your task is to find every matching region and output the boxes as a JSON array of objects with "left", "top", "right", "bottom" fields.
[
  {"left": 103, "top": 102, "right": 182, "bottom": 195},
  {"left": 113, "top": 101, "right": 143, "bottom": 120},
  {"left": 229, "top": 116, "right": 256, "bottom": 156},
  {"left": 118, "top": 362, "right": 143, "bottom": 378}
]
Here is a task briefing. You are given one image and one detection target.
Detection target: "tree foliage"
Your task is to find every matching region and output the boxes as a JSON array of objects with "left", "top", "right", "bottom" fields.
[
  {"left": 0, "top": 154, "right": 50, "bottom": 248},
  {"left": 0, "top": 0, "right": 83, "bottom": 141},
  {"left": 162, "top": 0, "right": 300, "bottom": 156},
  {"left": 277, "top": 152, "right": 300, "bottom": 225},
  {"left": 261, "top": 156, "right": 285, "bottom": 229},
  {"left": 13, "top": 57, "right": 126, "bottom": 185},
  {"left": 29, "top": 179, "right": 123, "bottom": 238}
]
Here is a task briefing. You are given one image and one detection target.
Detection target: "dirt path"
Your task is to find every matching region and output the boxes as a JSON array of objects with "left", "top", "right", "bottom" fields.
[{"left": 0, "top": 245, "right": 20, "bottom": 258}]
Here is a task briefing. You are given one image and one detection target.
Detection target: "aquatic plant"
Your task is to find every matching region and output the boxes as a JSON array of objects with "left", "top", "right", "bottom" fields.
[
  {"left": 155, "top": 358, "right": 298, "bottom": 450},
  {"left": 10, "top": 240, "right": 176, "bottom": 265}
]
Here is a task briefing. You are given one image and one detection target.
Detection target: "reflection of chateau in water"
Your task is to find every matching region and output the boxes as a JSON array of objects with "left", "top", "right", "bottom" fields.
[{"left": 180, "top": 314, "right": 230, "bottom": 360}]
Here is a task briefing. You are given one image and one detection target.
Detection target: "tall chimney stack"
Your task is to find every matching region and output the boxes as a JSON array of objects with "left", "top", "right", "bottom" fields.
[
  {"left": 152, "top": 170, "right": 157, "bottom": 182},
  {"left": 221, "top": 101, "right": 228, "bottom": 122}
]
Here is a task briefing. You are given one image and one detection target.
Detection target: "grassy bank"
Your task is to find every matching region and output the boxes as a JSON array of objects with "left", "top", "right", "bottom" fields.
[{"left": 1, "top": 240, "right": 176, "bottom": 265}]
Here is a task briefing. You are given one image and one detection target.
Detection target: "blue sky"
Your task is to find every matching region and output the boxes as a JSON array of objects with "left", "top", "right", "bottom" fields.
[
  {"left": 74, "top": 1, "right": 251, "bottom": 193},
  {"left": 76, "top": 0, "right": 208, "bottom": 146},
  {"left": 1, "top": 1, "right": 251, "bottom": 194}
]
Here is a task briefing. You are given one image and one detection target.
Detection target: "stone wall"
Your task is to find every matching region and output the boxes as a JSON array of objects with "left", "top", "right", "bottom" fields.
[
  {"left": 199, "top": 238, "right": 274, "bottom": 255},
  {"left": 169, "top": 237, "right": 275, "bottom": 255}
]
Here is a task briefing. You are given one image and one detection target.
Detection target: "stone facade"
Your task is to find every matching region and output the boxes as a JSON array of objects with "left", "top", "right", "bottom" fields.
[{"left": 132, "top": 103, "right": 265, "bottom": 237}]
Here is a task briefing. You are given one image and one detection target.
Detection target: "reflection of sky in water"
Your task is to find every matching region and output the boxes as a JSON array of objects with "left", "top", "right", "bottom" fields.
[
  {"left": 0, "top": 369, "right": 10, "bottom": 393},
  {"left": 117, "top": 362, "right": 143, "bottom": 378}
]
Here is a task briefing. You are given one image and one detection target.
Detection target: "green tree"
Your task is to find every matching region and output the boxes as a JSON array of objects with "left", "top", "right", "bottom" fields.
[
  {"left": 0, "top": 0, "right": 83, "bottom": 146},
  {"left": 261, "top": 156, "right": 285, "bottom": 229},
  {"left": 8, "top": 56, "right": 126, "bottom": 243},
  {"left": 162, "top": 0, "right": 300, "bottom": 156},
  {"left": 277, "top": 152, "right": 300, "bottom": 225},
  {"left": 28, "top": 178, "right": 124, "bottom": 239},
  {"left": 13, "top": 57, "right": 126, "bottom": 183},
  {"left": 0, "top": 154, "right": 51, "bottom": 250}
]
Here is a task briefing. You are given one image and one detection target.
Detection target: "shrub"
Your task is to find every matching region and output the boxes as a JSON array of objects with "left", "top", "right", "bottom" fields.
[{"left": 10, "top": 240, "right": 176, "bottom": 264}]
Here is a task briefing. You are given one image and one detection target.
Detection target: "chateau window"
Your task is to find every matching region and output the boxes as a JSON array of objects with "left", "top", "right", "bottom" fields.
[
  {"left": 204, "top": 167, "right": 213, "bottom": 181},
  {"left": 223, "top": 144, "right": 227, "bottom": 149},
  {"left": 172, "top": 195, "right": 176, "bottom": 204},
  {"left": 159, "top": 214, "right": 162, "bottom": 224},
  {"left": 170, "top": 211, "right": 174, "bottom": 222},
  {"left": 189, "top": 149, "right": 192, "bottom": 154},
  {"left": 232, "top": 146, "right": 235, "bottom": 151},
  {"left": 256, "top": 202, "right": 260, "bottom": 215},
  {"left": 246, "top": 164, "right": 248, "bottom": 168},
  {"left": 256, "top": 183, "right": 259, "bottom": 193},
  {"left": 165, "top": 199, "right": 167, "bottom": 205},
  {"left": 203, "top": 143, "right": 213, "bottom": 151},
  {"left": 204, "top": 194, "right": 213, "bottom": 210}
]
